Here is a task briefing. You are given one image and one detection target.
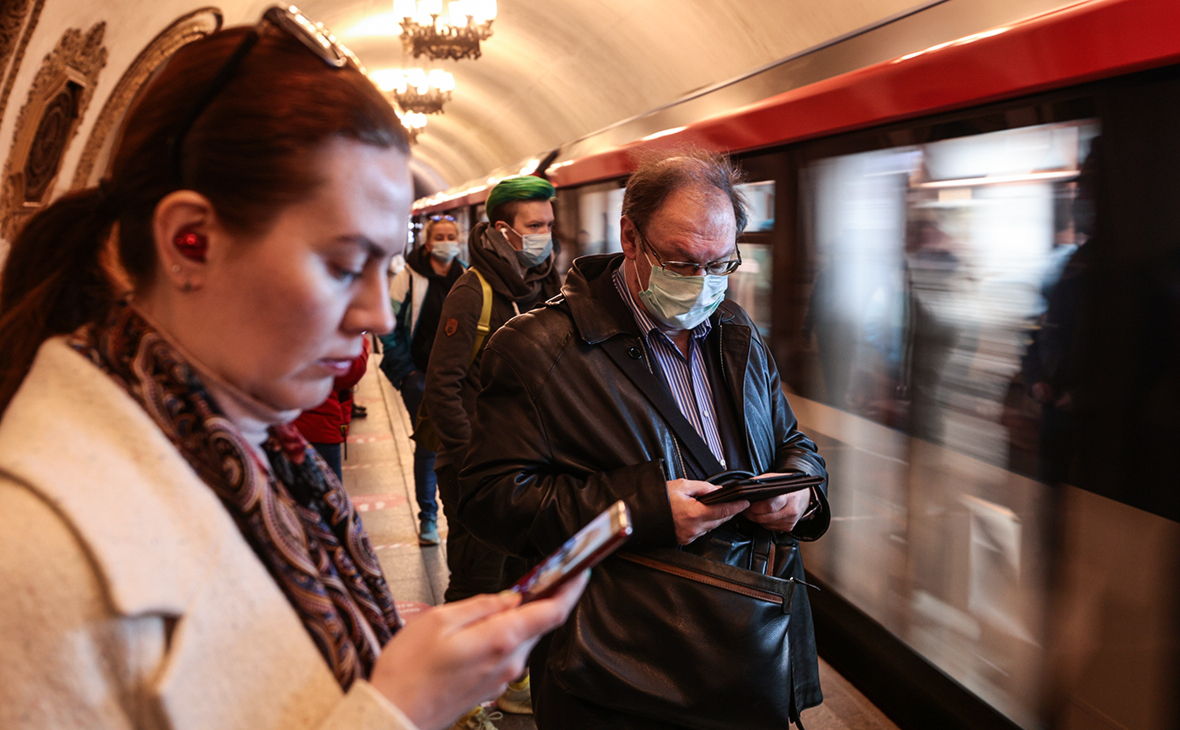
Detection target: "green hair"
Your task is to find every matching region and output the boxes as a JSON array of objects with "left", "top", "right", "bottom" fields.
[{"left": 486, "top": 176, "right": 555, "bottom": 225}]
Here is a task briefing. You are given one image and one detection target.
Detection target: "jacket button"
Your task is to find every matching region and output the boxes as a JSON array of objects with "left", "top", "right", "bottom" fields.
[{"left": 629, "top": 347, "right": 643, "bottom": 359}]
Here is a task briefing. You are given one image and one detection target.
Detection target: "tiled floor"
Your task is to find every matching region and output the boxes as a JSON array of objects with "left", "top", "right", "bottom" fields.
[{"left": 344, "top": 354, "right": 898, "bottom": 730}]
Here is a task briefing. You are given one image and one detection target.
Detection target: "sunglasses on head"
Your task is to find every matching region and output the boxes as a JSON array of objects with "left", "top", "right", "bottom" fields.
[{"left": 429, "top": 215, "right": 456, "bottom": 222}]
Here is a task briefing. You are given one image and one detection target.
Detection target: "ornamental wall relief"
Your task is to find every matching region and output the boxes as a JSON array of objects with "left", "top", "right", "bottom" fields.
[
  {"left": 0, "top": 0, "right": 47, "bottom": 127},
  {"left": 72, "top": 8, "right": 222, "bottom": 188},
  {"left": 0, "top": 22, "right": 106, "bottom": 240}
]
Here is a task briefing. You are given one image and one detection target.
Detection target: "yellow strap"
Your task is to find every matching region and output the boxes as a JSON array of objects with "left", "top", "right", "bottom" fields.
[{"left": 470, "top": 268, "right": 494, "bottom": 364}]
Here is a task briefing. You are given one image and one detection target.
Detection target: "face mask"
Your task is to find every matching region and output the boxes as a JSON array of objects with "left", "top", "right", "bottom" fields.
[
  {"left": 500, "top": 225, "right": 552, "bottom": 267},
  {"left": 518, "top": 233, "right": 552, "bottom": 267},
  {"left": 431, "top": 241, "right": 459, "bottom": 263},
  {"left": 638, "top": 256, "right": 728, "bottom": 330}
]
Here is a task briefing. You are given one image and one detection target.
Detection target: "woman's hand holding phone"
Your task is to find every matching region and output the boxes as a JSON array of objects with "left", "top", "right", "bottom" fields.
[{"left": 370, "top": 571, "right": 589, "bottom": 730}]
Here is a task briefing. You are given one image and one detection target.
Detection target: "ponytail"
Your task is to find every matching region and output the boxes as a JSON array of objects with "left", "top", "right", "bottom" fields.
[{"left": 0, "top": 187, "right": 119, "bottom": 414}]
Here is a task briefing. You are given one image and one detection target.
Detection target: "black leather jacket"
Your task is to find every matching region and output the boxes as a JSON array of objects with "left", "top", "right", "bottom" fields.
[{"left": 460, "top": 253, "right": 830, "bottom": 720}]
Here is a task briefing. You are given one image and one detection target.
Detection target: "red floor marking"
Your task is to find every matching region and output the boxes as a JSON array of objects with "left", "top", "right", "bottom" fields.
[
  {"left": 347, "top": 433, "right": 394, "bottom": 444},
  {"left": 352, "top": 493, "right": 407, "bottom": 511},
  {"left": 396, "top": 601, "right": 432, "bottom": 623},
  {"left": 341, "top": 461, "right": 402, "bottom": 471}
]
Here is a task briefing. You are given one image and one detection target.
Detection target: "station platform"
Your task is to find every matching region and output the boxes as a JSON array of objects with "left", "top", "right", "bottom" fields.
[{"left": 341, "top": 352, "right": 899, "bottom": 730}]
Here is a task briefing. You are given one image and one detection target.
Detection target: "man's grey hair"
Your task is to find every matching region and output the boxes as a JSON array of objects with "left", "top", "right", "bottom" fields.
[{"left": 621, "top": 149, "right": 749, "bottom": 236}]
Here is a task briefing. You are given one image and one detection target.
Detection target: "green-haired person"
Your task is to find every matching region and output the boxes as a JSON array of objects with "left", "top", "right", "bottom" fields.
[{"left": 421, "top": 176, "right": 563, "bottom": 728}]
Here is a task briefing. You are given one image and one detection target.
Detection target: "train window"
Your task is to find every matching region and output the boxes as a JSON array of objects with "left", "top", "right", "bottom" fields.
[
  {"left": 794, "top": 118, "right": 1102, "bottom": 727},
  {"left": 554, "top": 181, "right": 626, "bottom": 260},
  {"left": 728, "top": 242, "right": 772, "bottom": 339},
  {"left": 737, "top": 180, "right": 775, "bottom": 232},
  {"left": 798, "top": 119, "right": 1098, "bottom": 466}
]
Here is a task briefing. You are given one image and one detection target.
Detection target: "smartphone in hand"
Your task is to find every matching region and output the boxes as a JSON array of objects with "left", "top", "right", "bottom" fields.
[{"left": 511, "top": 500, "right": 633, "bottom": 603}]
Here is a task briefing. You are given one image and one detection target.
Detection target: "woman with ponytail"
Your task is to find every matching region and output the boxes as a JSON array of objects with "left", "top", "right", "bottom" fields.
[{"left": 0, "top": 7, "right": 585, "bottom": 730}]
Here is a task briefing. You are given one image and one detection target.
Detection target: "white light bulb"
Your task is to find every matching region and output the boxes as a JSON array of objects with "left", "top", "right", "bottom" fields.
[
  {"left": 393, "top": 0, "right": 416, "bottom": 18},
  {"left": 448, "top": 1, "right": 469, "bottom": 26}
]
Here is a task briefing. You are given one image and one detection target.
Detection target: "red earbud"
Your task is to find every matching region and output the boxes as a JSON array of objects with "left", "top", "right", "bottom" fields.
[{"left": 174, "top": 231, "right": 208, "bottom": 261}]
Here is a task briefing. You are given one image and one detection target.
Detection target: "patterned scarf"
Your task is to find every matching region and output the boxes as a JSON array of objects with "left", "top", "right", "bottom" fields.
[{"left": 69, "top": 303, "right": 399, "bottom": 689}]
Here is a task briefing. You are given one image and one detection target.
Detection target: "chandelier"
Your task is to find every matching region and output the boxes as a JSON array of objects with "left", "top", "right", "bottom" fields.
[
  {"left": 400, "top": 111, "right": 428, "bottom": 144},
  {"left": 393, "top": 0, "right": 496, "bottom": 61},
  {"left": 372, "top": 68, "right": 455, "bottom": 114}
]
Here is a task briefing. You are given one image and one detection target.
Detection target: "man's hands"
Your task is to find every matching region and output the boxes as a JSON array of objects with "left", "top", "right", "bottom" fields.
[
  {"left": 744, "top": 486, "right": 812, "bottom": 533},
  {"left": 666, "top": 478, "right": 748, "bottom": 545},
  {"left": 669, "top": 473, "right": 818, "bottom": 542},
  {"left": 370, "top": 571, "right": 588, "bottom": 730}
]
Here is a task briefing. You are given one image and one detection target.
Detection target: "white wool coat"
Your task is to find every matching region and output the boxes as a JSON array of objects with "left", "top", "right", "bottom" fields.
[{"left": 0, "top": 338, "right": 418, "bottom": 730}]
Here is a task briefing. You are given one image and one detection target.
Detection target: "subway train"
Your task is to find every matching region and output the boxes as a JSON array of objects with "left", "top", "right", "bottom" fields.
[{"left": 412, "top": 0, "right": 1180, "bottom": 729}]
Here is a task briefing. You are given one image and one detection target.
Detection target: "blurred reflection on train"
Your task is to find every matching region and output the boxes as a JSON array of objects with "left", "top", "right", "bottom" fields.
[{"left": 414, "top": 1, "right": 1180, "bottom": 727}]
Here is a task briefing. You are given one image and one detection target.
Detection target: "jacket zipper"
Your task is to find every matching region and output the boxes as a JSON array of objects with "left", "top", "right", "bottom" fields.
[{"left": 619, "top": 552, "right": 785, "bottom": 606}]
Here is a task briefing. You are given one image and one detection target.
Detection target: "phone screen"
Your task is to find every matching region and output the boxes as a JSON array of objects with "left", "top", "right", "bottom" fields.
[{"left": 511, "top": 500, "right": 632, "bottom": 602}]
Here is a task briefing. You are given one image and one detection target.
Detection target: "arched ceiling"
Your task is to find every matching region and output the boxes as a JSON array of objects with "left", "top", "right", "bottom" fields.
[
  {"left": 1, "top": 0, "right": 934, "bottom": 215},
  {"left": 288, "top": 0, "right": 926, "bottom": 193}
]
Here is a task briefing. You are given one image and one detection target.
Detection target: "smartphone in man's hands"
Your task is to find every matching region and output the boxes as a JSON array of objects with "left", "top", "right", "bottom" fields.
[{"left": 697, "top": 472, "right": 824, "bottom": 505}]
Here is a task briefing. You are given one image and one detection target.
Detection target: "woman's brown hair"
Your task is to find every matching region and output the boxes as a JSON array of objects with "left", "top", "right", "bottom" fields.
[{"left": 0, "top": 25, "right": 408, "bottom": 413}]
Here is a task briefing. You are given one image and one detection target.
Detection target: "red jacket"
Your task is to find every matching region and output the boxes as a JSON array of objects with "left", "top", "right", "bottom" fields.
[{"left": 292, "top": 342, "right": 368, "bottom": 445}]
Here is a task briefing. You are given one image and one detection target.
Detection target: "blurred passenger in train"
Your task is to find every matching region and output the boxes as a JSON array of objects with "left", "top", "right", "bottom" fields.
[
  {"left": 1022, "top": 143, "right": 1098, "bottom": 485},
  {"left": 425, "top": 176, "right": 562, "bottom": 603},
  {"left": 460, "top": 151, "right": 830, "bottom": 729},
  {"left": 294, "top": 343, "right": 369, "bottom": 481},
  {"left": 803, "top": 255, "right": 858, "bottom": 408},
  {"left": 0, "top": 9, "right": 585, "bottom": 730},
  {"left": 379, "top": 215, "right": 466, "bottom": 546},
  {"left": 903, "top": 216, "right": 965, "bottom": 444}
]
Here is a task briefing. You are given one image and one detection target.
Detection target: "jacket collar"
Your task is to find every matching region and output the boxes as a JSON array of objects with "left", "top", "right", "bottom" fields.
[{"left": 0, "top": 338, "right": 239, "bottom": 617}]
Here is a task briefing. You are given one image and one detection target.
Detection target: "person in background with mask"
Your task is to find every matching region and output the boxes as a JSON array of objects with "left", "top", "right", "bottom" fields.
[
  {"left": 459, "top": 151, "right": 830, "bottom": 729},
  {"left": 379, "top": 215, "right": 465, "bottom": 545},
  {"left": 423, "top": 175, "right": 562, "bottom": 729}
]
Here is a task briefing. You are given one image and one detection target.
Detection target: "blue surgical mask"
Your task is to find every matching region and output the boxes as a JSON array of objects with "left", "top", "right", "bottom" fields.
[
  {"left": 638, "top": 254, "right": 728, "bottom": 330},
  {"left": 500, "top": 224, "right": 552, "bottom": 267},
  {"left": 517, "top": 232, "right": 552, "bottom": 267},
  {"left": 431, "top": 241, "right": 459, "bottom": 263}
]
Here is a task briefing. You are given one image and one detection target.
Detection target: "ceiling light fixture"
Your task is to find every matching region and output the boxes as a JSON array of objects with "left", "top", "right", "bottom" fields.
[
  {"left": 372, "top": 68, "right": 455, "bottom": 114},
  {"left": 400, "top": 110, "right": 428, "bottom": 143},
  {"left": 392, "top": 0, "right": 496, "bottom": 61}
]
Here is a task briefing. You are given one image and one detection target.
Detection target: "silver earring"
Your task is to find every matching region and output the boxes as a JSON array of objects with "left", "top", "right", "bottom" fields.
[{"left": 171, "top": 264, "right": 182, "bottom": 273}]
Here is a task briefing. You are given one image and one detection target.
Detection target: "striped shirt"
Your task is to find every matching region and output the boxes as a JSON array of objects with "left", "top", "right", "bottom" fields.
[{"left": 613, "top": 265, "right": 727, "bottom": 470}]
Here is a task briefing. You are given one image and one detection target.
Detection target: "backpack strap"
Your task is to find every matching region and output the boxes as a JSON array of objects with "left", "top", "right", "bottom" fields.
[{"left": 469, "top": 268, "right": 494, "bottom": 366}]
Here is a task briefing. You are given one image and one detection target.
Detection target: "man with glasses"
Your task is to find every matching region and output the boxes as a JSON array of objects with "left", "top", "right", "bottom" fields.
[{"left": 459, "top": 151, "right": 830, "bottom": 728}]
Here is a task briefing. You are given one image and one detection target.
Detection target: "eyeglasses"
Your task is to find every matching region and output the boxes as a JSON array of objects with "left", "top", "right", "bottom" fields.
[
  {"left": 634, "top": 223, "right": 742, "bottom": 276},
  {"left": 168, "top": 5, "right": 361, "bottom": 182},
  {"left": 429, "top": 215, "right": 456, "bottom": 222}
]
